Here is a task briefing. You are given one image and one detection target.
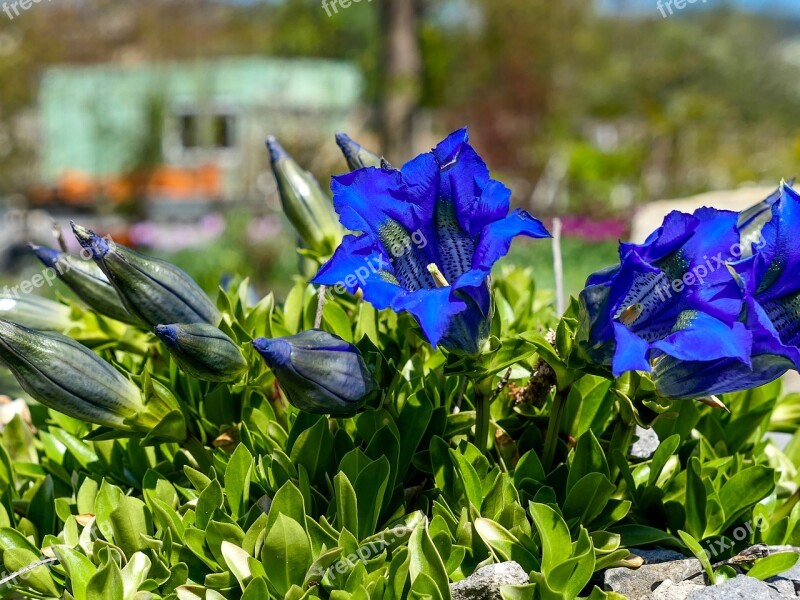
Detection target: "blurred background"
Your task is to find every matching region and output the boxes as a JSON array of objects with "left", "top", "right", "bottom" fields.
[{"left": 0, "top": 0, "right": 798, "bottom": 299}]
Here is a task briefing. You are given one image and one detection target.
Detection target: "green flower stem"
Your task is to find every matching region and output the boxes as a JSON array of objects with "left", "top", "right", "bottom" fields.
[
  {"left": 542, "top": 387, "right": 570, "bottom": 471},
  {"left": 474, "top": 381, "right": 491, "bottom": 454},
  {"left": 609, "top": 415, "right": 636, "bottom": 478}
]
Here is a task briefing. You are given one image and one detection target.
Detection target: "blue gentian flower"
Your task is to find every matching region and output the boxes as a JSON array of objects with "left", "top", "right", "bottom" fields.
[
  {"left": 313, "top": 128, "right": 550, "bottom": 354},
  {"left": 579, "top": 206, "right": 753, "bottom": 381},
  {"left": 653, "top": 182, "right": 800, "bottom": 398}
]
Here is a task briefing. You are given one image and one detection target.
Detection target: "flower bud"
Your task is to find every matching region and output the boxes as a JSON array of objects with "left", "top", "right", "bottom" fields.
[
  {"left": 0, "top": 294, "right": 72, "bottom": 331},
  {"left": 266, "top": 137, "right": 342, "bottom": 256},
  {"left": 0, "top": 320, "right": 147, "bottom": 430},
  {"left": 30, "top": 245, "right": 141, "bottom": 326},
  {"left": 154, "top": 323, "right": 247, "bottom": 383},
  {"left": 252, "top": 329, "right": 375, "bottom": 416},
  {"left": 71, "top": 223, "right": 220, "bottom": 327},
  {"left": 335, "top": 132, "right": 383, "bottom": 170}
]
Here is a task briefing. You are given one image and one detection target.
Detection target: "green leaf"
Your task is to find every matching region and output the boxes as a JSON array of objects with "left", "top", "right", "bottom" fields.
[
  {"left": 334, "top": 472, "right": 359, "bottom": 537},
  {"left": 225, "top": 444, "right": 253, "bottom": 520},
  {"left": 529, "top": 502, "right": 572, "bottom": 574},
  {"left": 408, "top": 522, "right": 451, "bottom": 600},
  {"left": 678, "top": 530, "right": 715, "bottom": 584},
  {"left": 449, "top": 448, "right": 483, "bottom": 511},
  {"left": 323, "top": 301, "right": 354, "bottom": 342},
  {"left": 242, "top": 577, "right": 270, "bottom": 600},
  {"left": 567, "top": 430, "right": 609, "bottom": 492},
  {"left": 28, "top": 475, "right": 55, "bottom": 540},
  {"left": 746, "top": 552, "right": 800, "bottom": 581},
  {"left": 121, "top": 552, "right": 151, "bottom": 598},
  {"left": 109, "top": 495, "right": 153, "bottom": 557},
  {"left": 2, "top": 548, "right": 59, "bottom": 597},
  {"left": 562, "top": 473, "right": 615, "bottom": 526},
  {"left": 719, "top": 466, "right": 775, "bottom": 529},
  {"left": 86, "top": 557, "right": 124, "bottom": 600},
  {"left": 195, "top": 479, "right": 224, "bottom": 530},
  {"left": 684, "top": 457, "right": 707, "bottom": 540},
  {"left": 647, "top": 433, "right": 680, "bottom": 486},
  {"left": 54, "top": 545, "right": 95, "bottom": 600},
  {"left": 267, "top": 480, "right": 307, "bottom": 534},
  {"left": 290, "top": 416, "right": 334, "bottom": 485},
  {"left": 262, "top": 514, "right": 312, "bottom": 596},
  {"left": 514, "top": 450, "right": 546, "bottom": 487},
  {"left": 474, "top": 518, "right": 540, "bottom": 572},
  {"left": 354, "top": 456, "right": 391, "bottom": 540},
  {"left": 221, "top": 540, "right": 253, "bottom": 589}
]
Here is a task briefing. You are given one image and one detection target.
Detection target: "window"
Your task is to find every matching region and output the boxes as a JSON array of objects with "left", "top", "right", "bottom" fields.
[
  {"left": 170, "top": 108, "right": 239, "bottom": 158},
  {"left": 213, "top": 113, "right": 237, "bottom": 149},
  {"left": 178, "top": 113, "right": 199, "bottom": 149}
]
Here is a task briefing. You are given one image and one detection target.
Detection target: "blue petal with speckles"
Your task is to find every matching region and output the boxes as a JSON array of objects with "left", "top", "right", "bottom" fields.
[
  {"left": 582, "top": 181, "right": 800, "bottom": 399},
  {"left": 313, "top": 128, "right": 551, "bottom": 354}
]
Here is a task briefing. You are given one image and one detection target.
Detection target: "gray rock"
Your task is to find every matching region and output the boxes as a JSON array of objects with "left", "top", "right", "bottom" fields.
[
  {"left": 651, "top": 579, "right": 705, "bottom": 600},
  {"left": 765, "top": 576, "right": 797, "bottom": 597},
  {"left": 631, "top": 426, "right": 660, "bottom": 460},
  {"left": 777, "top": 561, "right": 800, "bottom": 582},
  {"left": 684, "top": 575, "right": 792, "bottom": 599},
  {"left": 605, "top": 558, "right": 705, "bottom": 599},
  {"left": 450, "top": 561, "right": 529, "bottom": 600}
]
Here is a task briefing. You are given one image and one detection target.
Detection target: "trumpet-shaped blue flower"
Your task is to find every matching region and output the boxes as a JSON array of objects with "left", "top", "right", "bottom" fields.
[
  {"left": 313, "top": 128, "right": 550, "bottom": 354},
  {"left": 579, "top": 206, "right": 753, "bottom": 381},
  {"left": 653, "top": 183, "right": 800, "bottom": 398}
]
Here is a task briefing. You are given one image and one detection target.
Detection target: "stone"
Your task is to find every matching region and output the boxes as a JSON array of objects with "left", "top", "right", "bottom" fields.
[
  {"left": 651, "top": 579, "right": 705, "bottom": 600},
  {"left": 631, "top": 426, "right": 660, "bottom": 460},
  {"left": 765, "top": 576, "right": 797, "bottom": 597},
  {"left": 684, "top": 574, "right": 793, "bottom": 599},
  {"left": 605, "top": 558, "right": 705, "bottom": 599},
  {"left": 450, "top": 561, "right": 530, "bottom": 600}
]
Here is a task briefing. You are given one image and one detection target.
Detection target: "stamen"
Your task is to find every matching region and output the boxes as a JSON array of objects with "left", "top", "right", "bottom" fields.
[
  {"left": 427, "top": 263, "right": 450, "bottom": 288},
  {"left": 617, "top": 303, "right": 644, "bottom": 326}
]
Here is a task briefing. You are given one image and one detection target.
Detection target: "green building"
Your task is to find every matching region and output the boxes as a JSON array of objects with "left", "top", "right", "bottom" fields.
[{"left": 38, "top": 57, "right": 364, "bottom": 204}]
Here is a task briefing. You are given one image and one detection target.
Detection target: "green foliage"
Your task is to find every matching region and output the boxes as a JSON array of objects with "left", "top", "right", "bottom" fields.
[{"left": 0, "top": 262, "right": 798, "bottom": 599}]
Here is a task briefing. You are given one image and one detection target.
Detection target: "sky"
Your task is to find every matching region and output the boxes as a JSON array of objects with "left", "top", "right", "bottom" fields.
[{"left": 599, "top": 0, "right": 800, "bottom": 16}]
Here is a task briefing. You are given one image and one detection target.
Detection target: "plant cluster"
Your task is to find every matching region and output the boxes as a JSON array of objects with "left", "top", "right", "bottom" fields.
[{"left": 0, "top": 129, "right": 798, "bottom": 600}]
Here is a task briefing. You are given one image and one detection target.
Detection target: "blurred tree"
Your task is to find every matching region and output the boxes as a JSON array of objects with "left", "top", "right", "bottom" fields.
[{"left": 377, "top": 0, "right": 422, "bottom": 161}]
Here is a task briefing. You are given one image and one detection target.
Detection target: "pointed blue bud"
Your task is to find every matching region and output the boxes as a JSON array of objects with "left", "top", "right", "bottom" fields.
[
  {"left": 71, "top": 223, "right": 220, "bottom": 328},
  {"left": 266, "top": 136, "right": 342, "bottom": 256},
  {"left": 252, "top": 329, "right": 375, "bottom": 416},
  {"left": 335, "top": 132, "right": 383, "bottom": 170},
  {"left": 154, "top": 323, "right": 247, "bottom": 383},
  {"left": 0, "top": 319, "right": 153, "bottom": 430},
  {"left": 30, "top": 244, "right": 140, "bottom": 326}
]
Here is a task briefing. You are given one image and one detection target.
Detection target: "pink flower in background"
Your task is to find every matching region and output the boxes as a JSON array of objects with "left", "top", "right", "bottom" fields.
[
  {"left": 130, "top": 214, "right": 226, "bottom": 251},
  {"left": 246, "top": 216, "right": 282, "bottom": 245}
]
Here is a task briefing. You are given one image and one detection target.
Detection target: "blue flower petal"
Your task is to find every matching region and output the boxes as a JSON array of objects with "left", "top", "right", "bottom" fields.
[
  {"left": 391, "top": 287, "right": 467, "bottom": 347},
  {"left": 611, "top": 322, "right": 651, "bottom": 376},
  {"left": 651, "top": 312, "right": 752, "bottom": 365},
  {"left": 619, "top": 211, "right": 699, "bottom": 264},
  {"left": 472, "top": 209, "right": 551, "bottom": 272},
  {"left": 312, "top": 234, "right": 404, "bottom": 309}
]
